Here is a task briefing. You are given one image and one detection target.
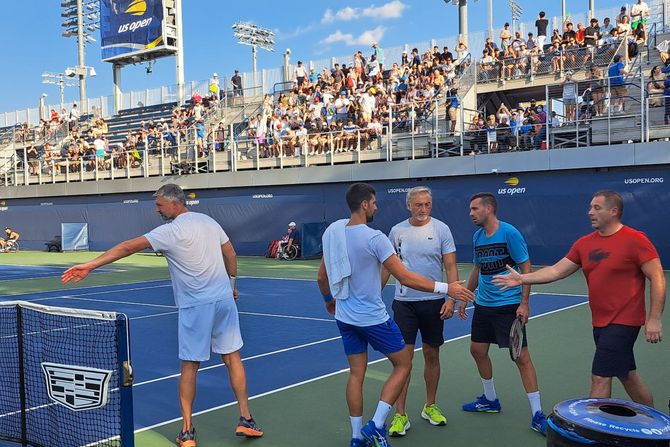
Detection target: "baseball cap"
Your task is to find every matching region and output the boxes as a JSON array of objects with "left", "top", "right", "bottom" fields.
[
  {"left": 212, "top": 72, "right": 218, "bottom": 77},
  {"left": 289, "top": 222, "right": 296, "bottom": 227}
]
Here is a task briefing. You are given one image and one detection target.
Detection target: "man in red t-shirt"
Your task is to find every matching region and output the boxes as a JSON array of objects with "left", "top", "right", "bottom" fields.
[{"left": 492, "top": 190, "right": 665, "bottom": 406}]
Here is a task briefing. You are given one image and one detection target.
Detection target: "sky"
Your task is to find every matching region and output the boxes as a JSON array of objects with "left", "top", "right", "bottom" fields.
[{"left": 0, "top": 0, "right": 627, "bottom": 114}]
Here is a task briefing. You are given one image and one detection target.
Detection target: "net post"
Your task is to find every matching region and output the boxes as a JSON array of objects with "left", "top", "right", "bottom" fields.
[
  {"left": 116, "top": 314, "right": 135, "bottom": 447},
  {"left": 16, "top": 304, "right": 28, "bottom": 447}
]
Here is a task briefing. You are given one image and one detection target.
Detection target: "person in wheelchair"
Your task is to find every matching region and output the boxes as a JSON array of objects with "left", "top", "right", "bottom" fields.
[
  {"left": 276, "top": 222, "right": 300, "bottom": 260},
  {"left": 0, "top": 227, "right": 20, "bottom": 252}
]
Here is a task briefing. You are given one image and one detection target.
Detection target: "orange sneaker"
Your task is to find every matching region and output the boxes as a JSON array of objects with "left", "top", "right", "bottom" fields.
[
  {"left": 236, "top": 416, "right": 264, "bottom": 437},
  {"left": 175, "top": 427, "right": 196, "bottom": 447}
]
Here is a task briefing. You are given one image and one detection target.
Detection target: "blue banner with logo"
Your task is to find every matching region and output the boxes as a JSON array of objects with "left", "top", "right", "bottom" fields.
[{"left": 100, "top": 0, "right": 164, "bottom": 62}]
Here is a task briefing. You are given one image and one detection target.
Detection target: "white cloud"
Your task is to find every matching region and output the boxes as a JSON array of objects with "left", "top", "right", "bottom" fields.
[
  {"left": 320, "top": 30, "right": 355, "bottom": 45},
  {"left": 356, "top": 26, "right": 386, "bottom": 46},
  {"left": 321, "top": 1, "right": 407, "bottom": 24},
  {"left": 363, "top": 1, "right": 408, "bottom": 19},
  {"left": 321, "top": 9, "right": 335, "bottom": 24},
  {"left": 277, "top": 24, "right": 315, "bottom": 41},
  {"left": 335, "top": 6, "right": 360, "bottom": 21},
  {"left": 320, "top": 26, "right": 387, "bottom": 47}
]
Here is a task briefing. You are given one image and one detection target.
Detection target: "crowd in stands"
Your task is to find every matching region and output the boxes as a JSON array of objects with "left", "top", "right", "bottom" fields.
[
  {"left": 242, "top": 40, "right": 468, "bottom": 158},
  {"left": 465, "top": 1, "right": 670, "bottom": 154},
  {"left": 478, "top": 2, "right": 651, "bottom": 84}
]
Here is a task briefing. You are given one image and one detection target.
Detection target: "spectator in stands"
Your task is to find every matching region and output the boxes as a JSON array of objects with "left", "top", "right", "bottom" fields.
[
  {"left": 232, "top": 70, "right": 243, "bottom": 104},
  {"left": 294, "top": 61, "right": 308, "bottom": 89},
  {"left": 575, "top": 23, "right": 586, "bottom": 46},
  {"left": 563, "top": 22, "right": 576, "bottom": 44},
  {"left": 500, "top": 23, "right": 512, "bottom": 51},
  {"left": 69, "top": 104, "right": 79, "bottom": 133},
  {"left": 550, "top": 111, "right": 561, "bottom": 128},
  {"left": 536, "top": 11, "right": 549, "bottom": 51},
  {"left": 617, "top": 15, "right": 632, "bottom": 36},
  {"left": 631, "top": 0, "right": 650, "bottom": 35},
  {"left": 616, "top": 6, "right": 628, "bottom": 24},
  {"left": 601, "top": 18, "right": 614, "bottom": 41},
  {"left": 648, "top": 66, "right": 666, "bottom": 107},
  {"left": 608, "top": 55, "right": 628, "bottom": 113},
  {"left": 455, "top": 41, "right": 469, "bottom": 69},
  {"left": 589, "top": 66, "right": 606, "bottom": 116},
  {"left": 372, "top": 42, "right": 384, "bottom": 70},
  {"left": 562, "top": 70, "right": 578, "bottom": 122},
  {"left": 485, "top": 114, "right": 498, "bottom": 153},
  {"left": 209, "top": 73, "right": 220, "bottom": 99},
  {"left": 585, "top": 19, "right": 600, "bottom": 47},
  {"left": 26, "top": 145, "right": 39, "bottom": 175}
]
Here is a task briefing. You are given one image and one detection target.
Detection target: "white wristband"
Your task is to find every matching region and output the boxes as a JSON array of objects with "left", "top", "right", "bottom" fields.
[
  {"left": 230, "top": 276, "right": 237, "bottom": 290},
  {"left": 433, "top": 281, "right": 449, "bottom": 295}
]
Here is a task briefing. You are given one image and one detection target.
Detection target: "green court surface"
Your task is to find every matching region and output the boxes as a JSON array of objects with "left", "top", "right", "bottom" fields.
[{"left": 1, "top": 252, "right": 668, "bottom": 447}]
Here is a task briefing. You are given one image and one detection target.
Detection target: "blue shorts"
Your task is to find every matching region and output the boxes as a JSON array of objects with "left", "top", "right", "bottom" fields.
[
  {"left": 336, "top": 319, "right": 405, "bottom": 356},
  {"left": 178, "top": 299, "right": 243, "bottom": 361}
]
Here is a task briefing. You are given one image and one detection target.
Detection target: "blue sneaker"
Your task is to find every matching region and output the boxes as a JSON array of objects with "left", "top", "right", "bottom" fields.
[
  {"left": 361, "top": 420, "right": 390, "bottom": 447},
  {"left": 462, "top": 395, "right": 502, "bottom": 413},
  {"left": 531, "top": 410, "right": 547, "bottom": 436},
  {"left": 350, "top": 438, "right": 369, "bottom": 447}
]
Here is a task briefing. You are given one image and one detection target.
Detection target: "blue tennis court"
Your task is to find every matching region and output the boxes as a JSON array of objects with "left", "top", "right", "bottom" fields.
[
  {"left": 0, "top": 265, "right": 113, "bottom": 281},
  {"left": 0, "top": 276, "right": 589, "bottom": 436}
]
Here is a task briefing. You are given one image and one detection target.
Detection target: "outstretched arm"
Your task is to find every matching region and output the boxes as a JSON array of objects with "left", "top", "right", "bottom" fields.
[
  {"left": 492, "top": 257, "right": 580, "bottom": 289},
  {"left": 62, "top": 236, "right": 151, "bottom": 283},
  {"left": 383, "top": 254, "right": 474, "bottom": 302}
]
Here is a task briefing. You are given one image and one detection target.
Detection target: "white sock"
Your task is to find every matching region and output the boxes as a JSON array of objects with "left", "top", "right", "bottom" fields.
[
  {"left": 527, "top": 391, "right": 542, "bottom": 415},
  {"left": 372, "top": 401, "right": 393, "bottom": 429},
  {"left": 481, "top": 378, "right": 497, "bottom": 401},
  {"left": 350, "top": 416, "right": 363, "bottom": 439}
]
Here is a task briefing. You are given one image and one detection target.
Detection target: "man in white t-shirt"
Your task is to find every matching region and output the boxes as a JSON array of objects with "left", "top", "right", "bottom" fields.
[
  {"left": 382, "top": 186, "right": 459, "bottom": 437},
  {"left": 62, "top": 184, "right": 263, "bottom": 446},
  {"left": 317, "top": 183, "right": 474, "bottom": 447}
]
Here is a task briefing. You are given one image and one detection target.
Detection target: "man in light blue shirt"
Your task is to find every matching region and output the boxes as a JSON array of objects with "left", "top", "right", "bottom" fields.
[
  {"left": 317, "top": 183, "right": 473, "bottom": 447},
  {"left": 459, "top": 192, "right": 547, "bottom": 436}
]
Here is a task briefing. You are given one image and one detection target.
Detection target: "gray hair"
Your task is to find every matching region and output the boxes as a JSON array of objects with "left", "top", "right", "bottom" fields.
[
  {"left": 406, "top": 186, "right": 432, "bottom": 207},
  {"left": 154, "top": 184, "right": 186, "bottom": 205}
]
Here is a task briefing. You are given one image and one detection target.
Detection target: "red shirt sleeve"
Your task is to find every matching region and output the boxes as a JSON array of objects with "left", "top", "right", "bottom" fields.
[
  {"left": 633, "top": 231, "right": 659, "bottom": 266},
  {"left": 565, "top": 239, "right": 583, "bottom": 266}
]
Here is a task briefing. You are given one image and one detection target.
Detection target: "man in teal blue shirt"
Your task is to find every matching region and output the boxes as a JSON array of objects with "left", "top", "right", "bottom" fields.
[{"left": 459, "top": 192, "right": 547, "bottom": 436}]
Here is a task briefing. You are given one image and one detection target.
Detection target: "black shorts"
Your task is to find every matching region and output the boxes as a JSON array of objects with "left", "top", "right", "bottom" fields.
[
  {"left": 592, "top": 324, "right": 640, "bottom": 378},
  {"left": 471, "top": 303, "right": 527, "bottom": 348},
  {"left": 392, "top": 299, "right": 445, "bottom": 347}
]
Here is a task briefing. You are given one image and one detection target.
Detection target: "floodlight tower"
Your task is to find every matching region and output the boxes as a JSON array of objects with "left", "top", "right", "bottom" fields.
[
  {"left": 232, "top": 22, "right": 275, "bottom": 92},
  {"left": 41, "top": 72, "right": 78, "bottom": 113},
  {"left": 61, "top": 0, "right": 99, "bottom": 112},
  {"left": 508, "top": 0, "right": 523, "bottom": 34}
]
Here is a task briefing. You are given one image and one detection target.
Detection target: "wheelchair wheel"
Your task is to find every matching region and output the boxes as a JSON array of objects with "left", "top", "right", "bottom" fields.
[
  {"left": 285, "top": 244, "right": 299, "bottom": 261},
  {"left": 6, "top": 241, "right": 19, "bottom": 253}
]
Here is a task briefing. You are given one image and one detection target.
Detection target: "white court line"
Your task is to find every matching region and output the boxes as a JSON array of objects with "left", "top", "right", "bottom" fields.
[
  {"left": 44, "top": 295, "right": 176, "bottom": 309},
  {"left": 133, "top": 335, "right": 344, "bottom": 387},
  {"left": 238, "top": 311, "right": 334, "bottom": 323},
  {"left": 0, "top": 279, "right": 171, "bottom": 298},
  {"left": 135, "top": 299, "right": 588, "bottom": 434}
]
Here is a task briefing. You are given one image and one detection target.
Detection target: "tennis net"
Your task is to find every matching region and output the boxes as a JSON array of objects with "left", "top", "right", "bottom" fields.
[{"left": 0, "top": 301, "right": 134, "bottom": 447}]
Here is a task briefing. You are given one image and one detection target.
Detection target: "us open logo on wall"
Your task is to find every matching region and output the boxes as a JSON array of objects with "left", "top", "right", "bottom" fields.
[
  {"left": 41, "top": 362, "right": 113, "bottom": 411},
  {"left": 498, "top": 177, "right": 526, "bottom": 196}
]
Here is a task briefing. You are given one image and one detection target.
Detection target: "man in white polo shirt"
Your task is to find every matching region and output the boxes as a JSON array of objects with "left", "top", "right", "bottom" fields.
[
  {"left": 62, "top": 183, "right": 263, "bottom": 446},
  {"left": 383, "top": 186, "right": 459, "bottom": 437}
]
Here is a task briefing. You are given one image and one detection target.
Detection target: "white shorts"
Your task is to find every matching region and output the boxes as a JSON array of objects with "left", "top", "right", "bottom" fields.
[{"left": 178, "top": 299, "right": 243, "bottom": 361}]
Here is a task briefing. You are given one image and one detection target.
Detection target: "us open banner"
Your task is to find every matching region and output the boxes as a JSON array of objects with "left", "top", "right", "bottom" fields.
[{"left": 101, "top": 0, "right": 165, "bottom": 62}]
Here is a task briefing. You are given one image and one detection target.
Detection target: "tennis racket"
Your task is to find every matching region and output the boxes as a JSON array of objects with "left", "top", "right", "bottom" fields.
[{"left": 508, "top": 317, "right": 524, "bottom": 362}]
